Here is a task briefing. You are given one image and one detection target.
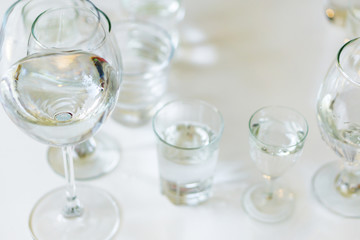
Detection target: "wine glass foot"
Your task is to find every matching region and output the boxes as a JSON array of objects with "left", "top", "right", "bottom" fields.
[
  {"left": 312, "top": 160, "right": 360, "bottom": 218},
  {"left": 48, "top": 132, "right": 121, "bottom": 180},
  {"left": 29, "top": 185, "right": 121, "bottom": 240},
  {"left": 242, "top": 183, "right": 295, "bottom": 223}
]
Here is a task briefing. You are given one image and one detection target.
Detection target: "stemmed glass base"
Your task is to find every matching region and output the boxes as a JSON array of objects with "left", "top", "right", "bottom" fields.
[
  {"left": 242, "top": 183, "right": 295, "bottom": 223},
  {"left": 48, "top": 133, "right": 121, "bottom": 180},
  {"left": 29, "top": 185, "right": 121, "bottom": 240},
  {"left": 312, "top": 160, "right": 360, "bottom": 218}
]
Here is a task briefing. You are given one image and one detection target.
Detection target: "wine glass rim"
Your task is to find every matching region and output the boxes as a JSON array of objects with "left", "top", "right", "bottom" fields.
[
  {"left": 31, "top": 6, "right": 110, "bottom": 52},
  {"left": 113, "top": 19, "right": 175, "bottom": 76},
  {"left": 152, "top": 98, "right": 224, "bottom": 150},
  {"left": 336, "top": 37, "right": 360, "bottom": 86},
  {"left": 248, "top": 105, "right": 309, "bottom": 148}
]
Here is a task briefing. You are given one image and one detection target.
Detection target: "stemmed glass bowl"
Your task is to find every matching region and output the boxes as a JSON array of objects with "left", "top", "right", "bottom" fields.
[{"left": 0, "top": 1, "right": 122, "bottom": 239}]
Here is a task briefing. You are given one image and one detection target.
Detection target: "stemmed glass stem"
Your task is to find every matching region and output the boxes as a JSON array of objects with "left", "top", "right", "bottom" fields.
[
  {"left": 74, "top": 137, "right": 96, "bottom": 158},
  {"left": 62, "top": 146, "right": 83, "bottom": 217},
  {"left": 335, "top": 161, "right": 360, "bottom": 196},
  {"left": 264, "top": 175, "right": 275, "bottom": 200}
]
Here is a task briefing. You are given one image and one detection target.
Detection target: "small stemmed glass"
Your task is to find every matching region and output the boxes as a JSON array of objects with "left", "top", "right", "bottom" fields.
[
  {"left": 0, "top": 2, "right": 121, "bottom": 239},
  {"left": 243, "top": 106, "right": 308, "bottom": 223}
]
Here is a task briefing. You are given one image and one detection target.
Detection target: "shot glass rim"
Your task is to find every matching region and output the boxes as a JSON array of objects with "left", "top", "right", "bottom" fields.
[
  {"left": 152, "top": 99, "right": 224, "bottom": 150},
  {"left": 248, "top": 105, "right": 309, "bottom": 149},
  {"left": 113, "top": 19, "right": 175, "bottom": 76}
]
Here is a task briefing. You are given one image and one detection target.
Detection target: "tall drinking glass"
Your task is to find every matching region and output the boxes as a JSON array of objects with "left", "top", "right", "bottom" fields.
[
  {"left": 111, "top": 20, "right": 174, "bottom": 127},
  {"left": 120, "top": 0, "right": 185, "bottom": 48},
  {"left": 243, "top": 106, "right": 308, "bottom": 223},
  {"left": 0, "top": 2, "right": 122, "bottom": 239}
]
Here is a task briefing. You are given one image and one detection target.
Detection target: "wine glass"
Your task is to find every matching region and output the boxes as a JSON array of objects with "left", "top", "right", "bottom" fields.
[
  {"left": 243, "top": 106, "right": 308, "bottom": 223},
  {"left": 0, "top": 3, "right": 122, "bottom": 239},
  {"left": 313, "top": 37, "right": 360, "bottom": 217}
]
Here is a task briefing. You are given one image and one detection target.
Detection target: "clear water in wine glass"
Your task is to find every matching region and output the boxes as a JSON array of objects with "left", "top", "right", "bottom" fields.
[{"left": 0, "top": 51, "right": 118, "bottom": 146}]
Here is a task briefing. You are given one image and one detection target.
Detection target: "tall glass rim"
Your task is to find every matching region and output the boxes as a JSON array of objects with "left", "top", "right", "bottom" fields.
[
  {"left": 152, "top": 99, "right": 224, "bottom": 151},
  {"left": 30, "top": 6, "right": 111, "bottom": 52},
  {"left": 114, "top": 19, "right": 175, "bottom": 76},
  {"left": 336, "top": 37, "right": 360, "bottom": 86},
  {"left": 121, "top": 0, "right": 183, "bottom": 17},
  {"left": 248, "top": 105, "right": 309, "bottom": 148}
]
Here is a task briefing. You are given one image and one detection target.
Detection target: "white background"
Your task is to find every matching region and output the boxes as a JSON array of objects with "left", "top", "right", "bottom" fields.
[{"left": 0, "top": 0, "right": 358, "bottom": 239}]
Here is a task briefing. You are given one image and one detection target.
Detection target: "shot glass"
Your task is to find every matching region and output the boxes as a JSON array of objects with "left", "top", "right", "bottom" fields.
[
  {"left": 152, "top": 99, "right": 224, "bottom": 205},
  {"left": 111, "top": 20, "right": 174, "bottom": 126}
]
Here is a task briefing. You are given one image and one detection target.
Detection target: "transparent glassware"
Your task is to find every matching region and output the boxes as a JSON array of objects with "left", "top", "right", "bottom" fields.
[
  {"left": 152, "top": 99, "right": 224, "bottom": 205},
  {"left": 243, "top": 106, "right": 308, "bottom": 223},
  {"left": 313, "top": 37, "right": 360, "bottom": 217},
  {"left": 120, "top": 0, "right": 185, "bottom": 49},
  {"left": 0, "top": 2, "right": 122, "bottom": 239},
  {"left": 111, "top": 20, "right": 174, "bottom": 127}
]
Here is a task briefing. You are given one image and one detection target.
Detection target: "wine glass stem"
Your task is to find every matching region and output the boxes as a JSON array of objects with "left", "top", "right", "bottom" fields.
[{"left": 62, "top": 145, "right": 83, "bottom": 218}]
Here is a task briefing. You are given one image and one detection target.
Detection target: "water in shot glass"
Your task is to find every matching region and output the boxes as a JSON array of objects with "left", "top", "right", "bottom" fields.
[
  {"left": 152, "top": 99, "right": 224, "bottom": 205},
  {"left": 111, "top": 20, "right": 174, "bottom": 127}
]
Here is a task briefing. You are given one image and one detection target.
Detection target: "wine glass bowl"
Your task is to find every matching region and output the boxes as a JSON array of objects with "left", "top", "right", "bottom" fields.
[
  {"left": 1, "top": 6, "right": 119, "bottom": 146},
  {"left": 243, "top": 106, "right": 308, "bottom": 223},
  {"left": 313, "top": 37, "right": 360, "bottom": 217},
  {"left": 1, "top": 51, "right": 118, "bottom": 146}
]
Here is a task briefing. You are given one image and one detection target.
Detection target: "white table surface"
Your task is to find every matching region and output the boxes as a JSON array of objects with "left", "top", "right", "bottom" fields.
[{"left": 0, "top": 0, "right": 358, "bottom": 239}]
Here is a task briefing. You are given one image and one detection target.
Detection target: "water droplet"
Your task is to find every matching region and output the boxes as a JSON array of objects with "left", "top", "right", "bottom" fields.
[{"left": 54, "top": 112, "right": 73, "bottom": 121}]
